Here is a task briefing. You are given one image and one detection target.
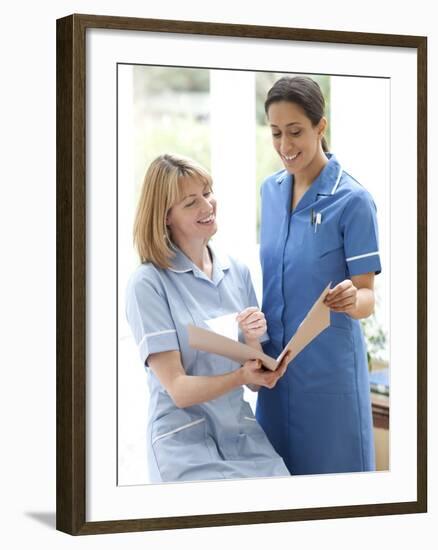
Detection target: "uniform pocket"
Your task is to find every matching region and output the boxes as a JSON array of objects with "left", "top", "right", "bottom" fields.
[
  {"left": 236, "top": 401, "right": 281, "bottom": 459},
  {"left": 151, "top": 409, "right": 221, "bottom": 482},
  {"left": 315, "top": 232, "right": 342, "bottom": 257},
  {"left": 152, "top": 416, "right": 206, "bottom": 446},
  {"left": 296, "top": 325, "right": 356, "bottom": 394},
  {"left": 315, "top": 235, "right": 343, "bottom": 263},
  {"left": 311, "top": 228, "right": 346, "bottom": 284},
  {"left": 239, "top": 401, "right": 263, "bottom": 435}
]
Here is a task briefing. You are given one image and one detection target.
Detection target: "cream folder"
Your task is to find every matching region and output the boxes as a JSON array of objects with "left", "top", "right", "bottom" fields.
[{"left": 188, "top": 283, "right": 331, "bottom": 371}]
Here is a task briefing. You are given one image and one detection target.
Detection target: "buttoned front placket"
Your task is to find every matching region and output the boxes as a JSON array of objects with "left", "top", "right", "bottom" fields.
[{"left": 260, "top": 171, "right": 293, "bottom": 351}]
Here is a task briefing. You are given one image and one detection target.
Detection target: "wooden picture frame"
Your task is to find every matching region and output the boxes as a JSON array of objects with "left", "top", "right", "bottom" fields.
[{"left": 56, "top": 13, "right": 427, "bottom": 535}]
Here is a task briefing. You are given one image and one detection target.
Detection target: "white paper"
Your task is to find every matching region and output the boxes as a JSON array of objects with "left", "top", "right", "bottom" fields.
[
  {"left": 204, "top": 312, "right": 238, "bottom": 341},
  {"left": 190, "top": 284, "right": 331, "bottom": 371}
]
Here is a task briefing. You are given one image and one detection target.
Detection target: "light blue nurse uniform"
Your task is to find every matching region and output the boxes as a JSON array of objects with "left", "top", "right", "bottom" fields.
[
  {"left": 126, "top": 245, "right": 289, "bottom": 483},
  {"left": 256, "top": 153, "right": 381, "bottom": 475}
]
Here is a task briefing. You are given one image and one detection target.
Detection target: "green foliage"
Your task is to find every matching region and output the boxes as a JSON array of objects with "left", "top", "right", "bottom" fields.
[
  {"left": 255, "top": 125, "right": 283, "bottom": 235},
  {"left": 133, "top": 66, "right": 210, "bottom": 198},
  {"left": 134, "top": 116, "right": 210, "bottom": 196},
  {"left": 133, "top": 65, "right": 209, "bottom": 96},
  {"left": 360, "top": 314, "right": 388, "bottom": 368}
]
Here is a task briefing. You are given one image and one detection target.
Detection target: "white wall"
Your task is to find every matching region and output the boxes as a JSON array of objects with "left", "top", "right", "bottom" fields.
[{"left": 1, "top": 0, "right": 436, "bottom": 548}]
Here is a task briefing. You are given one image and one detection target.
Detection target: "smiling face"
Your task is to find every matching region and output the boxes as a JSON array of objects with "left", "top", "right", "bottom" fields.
[
  {"left": 267, "top": 100, "right": 327, "bottom": 178},
  {"left": 166, "top": 175, "right": 217, "bottom": 247}
]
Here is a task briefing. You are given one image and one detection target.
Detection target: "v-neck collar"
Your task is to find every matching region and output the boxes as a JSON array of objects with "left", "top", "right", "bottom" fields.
[
  {"left": 168, "top": 244, "right": 230, "bottom": 286},
  {"left": 276, "top": 153, "right": 342, "bottom": 215}
]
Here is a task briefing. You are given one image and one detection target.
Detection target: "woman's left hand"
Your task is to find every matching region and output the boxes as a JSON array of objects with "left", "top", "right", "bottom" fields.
[
  {"left": 324, "top": 279, "right": 358, "bottom": 313},
  {"left": 236, "top": 307, "right": 267, "bottom": 341}
]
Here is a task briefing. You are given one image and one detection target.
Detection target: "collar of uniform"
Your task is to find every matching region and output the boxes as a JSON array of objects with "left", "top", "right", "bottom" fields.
[
  {"left": 291, "top": 153, "right": 342, "bottom": 214},
  {"left": 313, "top": 153, "right": 342, "bottom": 196},
  {"left": 275, "top": 169, "right": 289, "bottom": 184},
  {"left": 209, "top": 246, "right": 231, "bottom": 285},
  {"left": 168, "top": 245, "right": 194, "bottom": 273},
  {"left": 168, "top": 244, "right": 230, "bottom": 284}
]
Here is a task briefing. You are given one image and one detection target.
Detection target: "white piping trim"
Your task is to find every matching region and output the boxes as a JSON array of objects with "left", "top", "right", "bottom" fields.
[
  {"left": 330, "top": 166, "right": 343, "bottom": 194},
  {"left": 138, "top": 329, "right": 176, "bottom": 349},
  {"left": 346, "top": 251, "right": 379, "bottom": 262},
  {"left": 275, "top": 171, "right": 287, "bottom": 184},
  {"left": 244, "top": 416, "right": 257, "bottom": 422},
  {"left": 152, "top": 418, "right": 205, "bottom": 445},
  {"left": 168, "top": 267, "right": 191, "bottom": 273}
]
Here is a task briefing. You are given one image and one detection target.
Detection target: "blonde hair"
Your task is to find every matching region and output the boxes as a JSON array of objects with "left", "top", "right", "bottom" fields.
[{"left": 133, "top": 154, "right": 213, "bottom": 269}]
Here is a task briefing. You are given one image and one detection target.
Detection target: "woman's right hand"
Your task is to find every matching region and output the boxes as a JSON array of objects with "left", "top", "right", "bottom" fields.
[{"left": 240, "top": 359, "right": 281, "bottom": 389}]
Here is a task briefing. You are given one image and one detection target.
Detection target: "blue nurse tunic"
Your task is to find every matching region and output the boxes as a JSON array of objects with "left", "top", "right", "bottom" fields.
[
  {"left": 256, "top": 153, "right": 382, "bottom": 475},
  {"left": 125, "top": 245, "right": 289, "bottom": 483}
]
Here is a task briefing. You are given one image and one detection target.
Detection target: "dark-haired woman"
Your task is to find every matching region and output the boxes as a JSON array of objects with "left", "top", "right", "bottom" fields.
[{"left": 256, "top": 76, "right": 382, "bottom": 475}]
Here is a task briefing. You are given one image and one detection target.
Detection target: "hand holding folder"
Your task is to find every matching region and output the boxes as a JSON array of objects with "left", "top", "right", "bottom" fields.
[{"left": 187, "top": 283, "right": 331, "bottom": 371}]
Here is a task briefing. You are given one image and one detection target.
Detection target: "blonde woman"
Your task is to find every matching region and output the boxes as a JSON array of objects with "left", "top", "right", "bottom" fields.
[{"left": 126, "top": 153, "right": 290, "bottom": 483}]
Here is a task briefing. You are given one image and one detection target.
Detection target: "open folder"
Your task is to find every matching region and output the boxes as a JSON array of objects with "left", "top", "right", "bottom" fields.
[{"left": 187, "top": 283, "right": 331, "bottom": 371}]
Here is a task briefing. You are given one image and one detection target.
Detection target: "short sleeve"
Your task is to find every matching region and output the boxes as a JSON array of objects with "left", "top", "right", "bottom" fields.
[
  {"left": 125, "top": 268, "right": 179, "bottom": 365},
  {"left": 341, "top": 190, "right": 382, "bottom": 277},
  {"left": 241, "top": 264, "right": 269, "bottom": 345}
]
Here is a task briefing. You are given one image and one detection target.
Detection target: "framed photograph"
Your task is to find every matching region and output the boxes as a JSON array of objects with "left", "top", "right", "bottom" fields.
[{"left": 56, "top": 13, "right": 427, "bottom": 535}]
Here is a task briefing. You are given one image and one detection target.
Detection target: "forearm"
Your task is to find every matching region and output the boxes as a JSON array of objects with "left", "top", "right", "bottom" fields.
[
  {"left": 349, "top": 287, "right": 375, "bottom": 319},
  {"left": 244, "top": 336, "right": 263, "bottom": 351},
  {"left": 243, "top": 337, "right": 263, "bottom": 391},
  {"left": 169, "top": 369, "right": 244, "bottom": 408}
]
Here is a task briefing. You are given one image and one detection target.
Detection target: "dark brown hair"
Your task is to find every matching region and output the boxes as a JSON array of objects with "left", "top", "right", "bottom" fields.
[{"left": 265, "top": 76, "right": 329, "bottom": 152}]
